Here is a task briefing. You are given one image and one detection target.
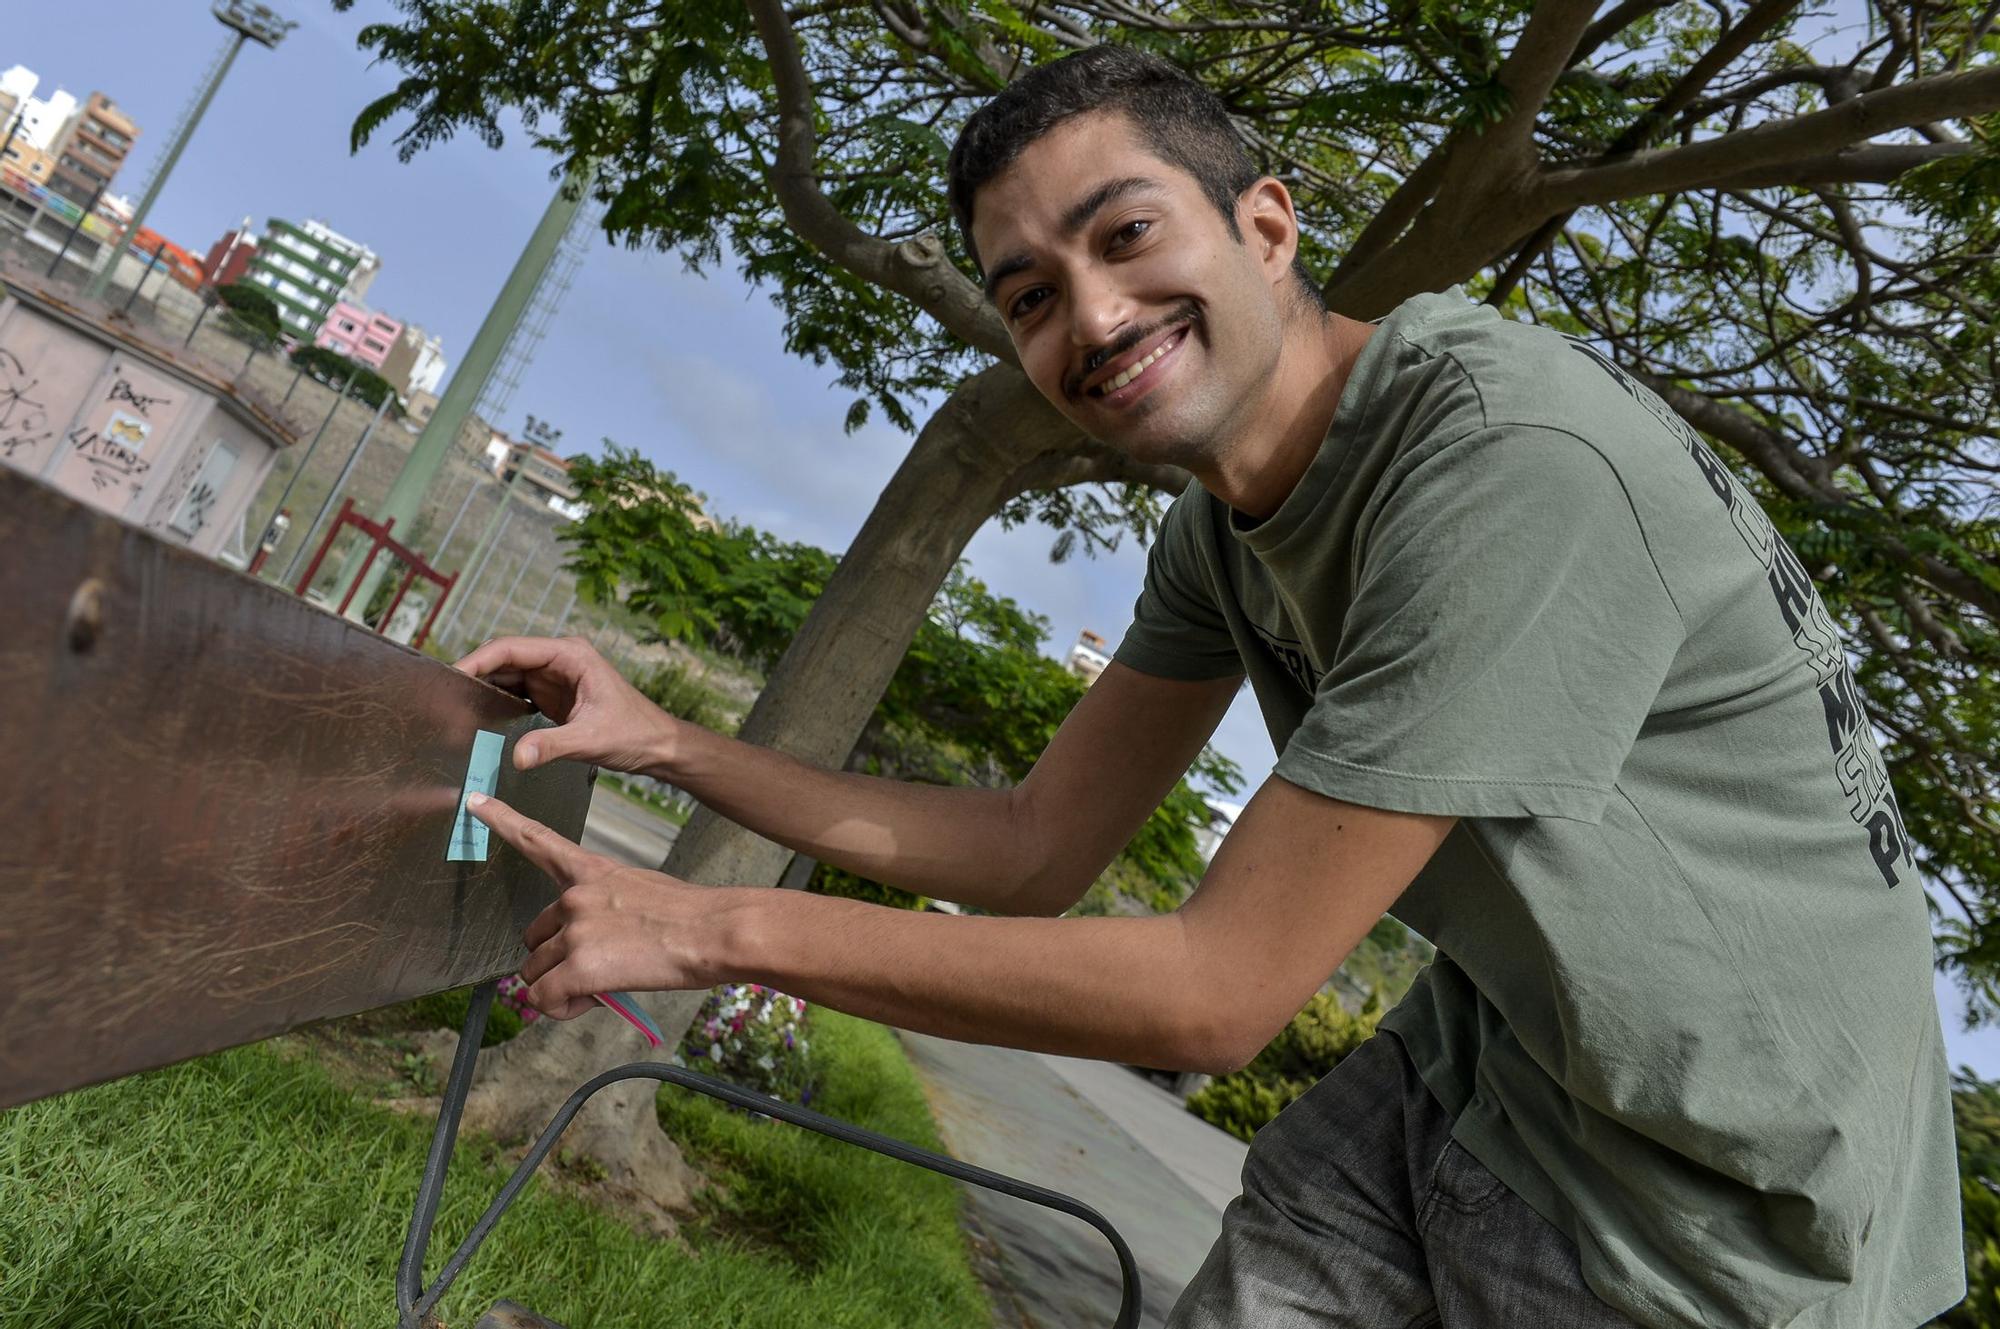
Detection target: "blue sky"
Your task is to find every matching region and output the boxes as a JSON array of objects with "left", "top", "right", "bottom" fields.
[{"left": 13, "top": 2, "right": 1995, "bottom": 1074}]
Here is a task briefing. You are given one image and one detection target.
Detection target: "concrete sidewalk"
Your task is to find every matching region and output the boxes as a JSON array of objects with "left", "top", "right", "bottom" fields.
[{"left": 900, "top": 1032, "right": 1248, "bottom": 1328}]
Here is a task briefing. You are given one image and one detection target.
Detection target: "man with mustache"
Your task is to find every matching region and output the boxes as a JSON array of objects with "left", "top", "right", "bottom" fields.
[{"left": 457, "top": 44, "right": 1962, "bottom": 1329}]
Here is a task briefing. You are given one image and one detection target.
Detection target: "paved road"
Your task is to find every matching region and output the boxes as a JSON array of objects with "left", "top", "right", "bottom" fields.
[
  {"left": 579, "top": 781, "right": 680, "bottom": 867},
  {"left": 900, "top": 1032, "right": 1247, "bottom": 1329}
]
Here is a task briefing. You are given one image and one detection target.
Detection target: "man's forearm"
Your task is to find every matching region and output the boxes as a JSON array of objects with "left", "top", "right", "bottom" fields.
[
  {"left": 705, "top": 885, "right": 1232, "bottom": 1072},
  {"left": 654, "top": 725, "right": 1063, "bottom": 915}
]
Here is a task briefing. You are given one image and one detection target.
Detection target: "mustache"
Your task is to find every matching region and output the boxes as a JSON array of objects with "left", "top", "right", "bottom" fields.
[{"left": 1073, "top": 301, "right": 1200, "bottom": 395}]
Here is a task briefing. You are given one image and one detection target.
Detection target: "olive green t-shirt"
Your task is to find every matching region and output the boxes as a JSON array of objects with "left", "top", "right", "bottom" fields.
[{"left": 1116, "top": 291, "right": 1962, "bottom": 1327}]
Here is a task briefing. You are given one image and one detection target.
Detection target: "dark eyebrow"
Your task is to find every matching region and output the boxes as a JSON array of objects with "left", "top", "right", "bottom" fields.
[{"left": 981, "top": 175, "right": 1168, "bottom": 302}]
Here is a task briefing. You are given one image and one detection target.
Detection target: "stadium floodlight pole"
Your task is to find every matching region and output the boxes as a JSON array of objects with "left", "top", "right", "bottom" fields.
[
  {"left": 81, "top": 1, "right": 294, "bottom": 303},
  {"left": 338, "top": 164, "right": 595, "bottom": 615}
]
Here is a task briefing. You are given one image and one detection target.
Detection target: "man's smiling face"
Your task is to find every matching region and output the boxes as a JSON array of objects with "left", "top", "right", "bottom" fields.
[{"left": 970, "top": 110, "right": 1292, "bottom": 469}]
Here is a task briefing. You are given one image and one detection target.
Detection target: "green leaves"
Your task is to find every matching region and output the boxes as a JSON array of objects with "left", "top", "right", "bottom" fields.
[
  {"left": 561, "top": 446, "right": 1237, "bottom": 901},
  {"left": 1942, "top": 1071, "right": 2000, "bottom": 1327},
  {"left": 1186, "top": 990, "right": 1384, "bottom": 1141},
  {"left": 347, "top": 0, "right": 1999, "bottom": 1014},
  {"left": 1897, "top": 118, "right": 2000, "bottom": 226}
]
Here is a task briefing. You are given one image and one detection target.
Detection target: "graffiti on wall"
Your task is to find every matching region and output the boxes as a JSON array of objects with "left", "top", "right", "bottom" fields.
[
  {"left": 67, "top": 376, "right": 173, "bottom": 496},
  {"left": 0, "top": 349, "right": 52, "bottom": 462}
]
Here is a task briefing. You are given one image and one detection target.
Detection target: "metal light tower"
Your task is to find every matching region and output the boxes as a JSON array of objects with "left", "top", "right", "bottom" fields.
[
  {"left": 339, "top": 168, "right": 595, "bottom": 617},
  {"left": 81, "top": 1, "right": 294, "bottom": 303}
]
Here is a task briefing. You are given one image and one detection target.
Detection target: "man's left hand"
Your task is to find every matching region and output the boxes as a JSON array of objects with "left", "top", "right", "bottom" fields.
[{"left": 468, "top": 793, "right": 718, "bottom": 1019}]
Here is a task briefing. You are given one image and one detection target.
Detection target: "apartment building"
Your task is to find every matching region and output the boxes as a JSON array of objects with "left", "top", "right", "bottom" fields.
[
  {"left": 47, "top": 92, "right": 138, "bottom": 210},
  {"left": 202, "top": 221, "right": 257, "bottom": 288},
  {"left": 315, "top": 300, "right": 402, "bottom": 371},
  {"left": 0, "top": 65, "right": 77, "bottom": 156},
  {"left": 0, "top": 136, "right": 54, "bottom": 191},
  {"left": 484, "top": 432, "right": 585, "bottom": 520},
  {"left": 1065, "top": 629, "right": 1113, "bottom": 685},
  {"left": 243, "top": 218, "right": 379, "bottom": 340}
]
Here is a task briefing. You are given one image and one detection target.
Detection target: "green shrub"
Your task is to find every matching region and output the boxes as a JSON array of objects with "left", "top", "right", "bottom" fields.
[
  {"left": 808, "top": 862, "right": 927, "bottom": 912},
  {"left": 288, "top": 343, "right": 398, "bottom": 410},
  {"left": 633, "top": 659, "right": 730, "bottom": 733},
  {"left": 214, "top": 280, "right": 282, "bottom": 342},
  {"left": 1942, "top": 1069, "right": 2000, "bottom": 1326},
  {"left": 397, "top": 984, "right": 526, "bottom": 1046},
  {"left": 1187, "top": 990, "right": 1384, "bottom": 1142}
]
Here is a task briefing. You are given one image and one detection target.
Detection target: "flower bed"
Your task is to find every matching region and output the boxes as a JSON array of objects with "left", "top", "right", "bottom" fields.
[{"left": 673, "top": 983, "right": 816, "bottom": 1109}]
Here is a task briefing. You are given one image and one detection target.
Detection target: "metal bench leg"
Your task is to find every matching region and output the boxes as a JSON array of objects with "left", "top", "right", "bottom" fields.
[{"left": 395, "top": 980, "right": 1144, "bottom": 1329}]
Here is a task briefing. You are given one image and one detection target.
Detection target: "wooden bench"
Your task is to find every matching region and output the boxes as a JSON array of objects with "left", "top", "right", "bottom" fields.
[
  {"left": 1, "top": 466, "right": 1142, "bottom": 1328},
  {"left": 2, "top": 465, "right": 599, "bottom": 1323}
]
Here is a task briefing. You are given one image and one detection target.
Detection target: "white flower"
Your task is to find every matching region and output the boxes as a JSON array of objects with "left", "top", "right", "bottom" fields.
[{"left": 709, "top": 1043, "right": 724, "bottom": 1063}]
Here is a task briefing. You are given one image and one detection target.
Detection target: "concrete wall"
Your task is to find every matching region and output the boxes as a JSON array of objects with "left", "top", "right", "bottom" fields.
[{"left": 0, "top": 291, "right": 280, "bottom": 559}]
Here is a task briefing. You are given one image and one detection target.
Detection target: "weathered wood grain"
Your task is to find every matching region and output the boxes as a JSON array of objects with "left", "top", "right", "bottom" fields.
[{"left": 0, "top": 468, "right": 590, "bottom": 1109}]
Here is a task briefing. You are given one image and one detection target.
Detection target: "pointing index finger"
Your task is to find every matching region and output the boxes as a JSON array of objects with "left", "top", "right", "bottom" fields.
[{"left": 468, "top": 793, "right": 586, "bottom": 885}]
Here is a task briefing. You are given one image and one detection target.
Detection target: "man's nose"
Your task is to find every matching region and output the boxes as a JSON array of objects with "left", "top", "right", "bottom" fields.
[{"left": 1067, "top": 269, "right": 1134, "bottom": 360}]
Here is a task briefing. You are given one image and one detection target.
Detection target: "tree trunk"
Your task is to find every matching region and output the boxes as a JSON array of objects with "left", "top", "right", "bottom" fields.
[{"left": 456, "top": 363, "right": 1093, "bottom": 1196}]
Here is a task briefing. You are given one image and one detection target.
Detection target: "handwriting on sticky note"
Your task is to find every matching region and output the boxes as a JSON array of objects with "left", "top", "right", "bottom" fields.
[{"left": 447, "top": 730, "right": 506, "bottom": 862}]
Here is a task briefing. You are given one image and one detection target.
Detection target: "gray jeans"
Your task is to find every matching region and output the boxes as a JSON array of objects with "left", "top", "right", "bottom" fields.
[{"left": 1167, "top": 1033, "right": 1640, "bottom": 1328}]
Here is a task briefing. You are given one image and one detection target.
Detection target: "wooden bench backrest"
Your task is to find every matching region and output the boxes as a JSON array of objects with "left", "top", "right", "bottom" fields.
[{"left": 0, "top": 468, "right": 590, "bottom": 1110}]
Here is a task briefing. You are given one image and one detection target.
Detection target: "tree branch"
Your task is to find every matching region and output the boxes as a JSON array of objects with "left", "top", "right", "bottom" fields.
[
  {"left": 1343, "top": 0, "right": 1604, "bottom": 300},
  {"left": 1323, "top": 134, "right": 1464, "bottom": 290},
  {"left": 1540, "top": 63, "right": 2000, "bottom": 209},
  {"left": 1487, "top": 0, "right": 1801, "bottom": 307},
  {"left": 1705, "top": 139, "right": 1976, "bottom": 188},
  {"left": 1568, "top": 0, "right": 1678, "bottom": 66},
  {"left": 1000, "top": 440, "right": 1192, "bottom": 503},
  {"left": 745, "top": 0, "right": 1015, "bottom": 361},
  {"left": 1484, "top": 0, "right": 1607, "bottom": 157},
  {"left": 1639, "top": 373, "right": 2000, "bottom": 617}
]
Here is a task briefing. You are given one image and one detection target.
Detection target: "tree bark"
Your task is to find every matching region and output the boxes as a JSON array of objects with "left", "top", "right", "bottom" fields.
[{"left": 457, "top": 364, "right": 1119, "bottom": 1196}]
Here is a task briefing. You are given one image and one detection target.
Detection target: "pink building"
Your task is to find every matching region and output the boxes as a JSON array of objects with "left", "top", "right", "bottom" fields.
[{"left": 313, "top": 301, "right": 402, "bottom": 371}]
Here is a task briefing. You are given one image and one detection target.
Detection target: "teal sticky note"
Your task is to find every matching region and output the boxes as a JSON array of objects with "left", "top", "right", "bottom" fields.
[{"left": 448, "top": 729, "right": 506, "bottom": 861}]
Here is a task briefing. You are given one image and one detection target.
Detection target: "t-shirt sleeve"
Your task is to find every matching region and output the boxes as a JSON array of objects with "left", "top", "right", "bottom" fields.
[
  {"left": 1276, "top": 426, "right": 1684, "bottom": 823},
  {"left": 1113, "top": 487, "right": 1245, "bottom": 682}
]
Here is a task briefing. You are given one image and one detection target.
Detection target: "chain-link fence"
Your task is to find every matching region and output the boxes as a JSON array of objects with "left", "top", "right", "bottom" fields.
[{"left": 0, "top": 192, "right": 667, "bottom": 679}]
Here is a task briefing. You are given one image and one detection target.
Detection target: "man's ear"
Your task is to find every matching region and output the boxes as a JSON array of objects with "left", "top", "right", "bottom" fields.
[{"left": 1238, "top": 177, "right": 1301, "bottom": 290}]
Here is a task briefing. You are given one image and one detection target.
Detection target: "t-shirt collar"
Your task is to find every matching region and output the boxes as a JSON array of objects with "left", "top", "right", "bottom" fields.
[{"left": 1224, "top": 294, "right": 1423, "bottom": 559}]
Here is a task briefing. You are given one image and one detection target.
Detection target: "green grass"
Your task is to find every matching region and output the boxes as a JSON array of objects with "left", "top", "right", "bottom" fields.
[{"left": 0, "top": 1009, "right": 987, "bottom": 1329}]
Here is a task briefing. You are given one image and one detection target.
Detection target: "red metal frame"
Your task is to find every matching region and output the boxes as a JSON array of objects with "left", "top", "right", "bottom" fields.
[{"left": 292, "top": 497, "right": 460, "bottom": 649}]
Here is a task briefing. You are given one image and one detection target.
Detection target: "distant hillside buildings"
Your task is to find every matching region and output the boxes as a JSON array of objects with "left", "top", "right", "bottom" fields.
[
  {"left": 197, "top": 215, "right": 448, "bottom": 402},
  {"left": 483, "top": 428, "right": 585, "bottom": 520},
  {"left": 316, "top": 301, "right": 446, "bottom": 398},
  {"left": 1066, "top": 629, "right": 1112, "bottom": 685},
  {"left": 3, "top": 68, "right": 450, "bottom": 409},
  {"left": 243, "top": 217, "right": 378, "bottom": 341},
  {"left": 1, "top": 67, "right": 139, "bottom": 213}
]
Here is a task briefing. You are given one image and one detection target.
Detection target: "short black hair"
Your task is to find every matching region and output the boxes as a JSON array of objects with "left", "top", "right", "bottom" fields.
[{"left": 946, "top": 44, "right": 1322, "bottom": 309}]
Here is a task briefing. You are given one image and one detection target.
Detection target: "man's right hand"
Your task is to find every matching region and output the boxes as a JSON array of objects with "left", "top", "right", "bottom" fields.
[{"left": 452, "top": 635, "right": 685, "bottom": 776}]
